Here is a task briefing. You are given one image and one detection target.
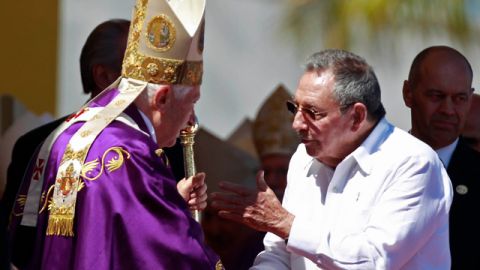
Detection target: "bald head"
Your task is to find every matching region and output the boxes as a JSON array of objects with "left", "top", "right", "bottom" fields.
[
  {"left": 408, "top": 46, "right": 473, "bottom": 88},
  {"left": 403, "top": 45, "right": 475, "bottom": 149}
]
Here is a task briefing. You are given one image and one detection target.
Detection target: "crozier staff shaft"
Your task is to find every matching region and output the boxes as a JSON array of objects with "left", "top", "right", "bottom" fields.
[{"left": 180, "top": 120, "right": 201, "bottom": 223}]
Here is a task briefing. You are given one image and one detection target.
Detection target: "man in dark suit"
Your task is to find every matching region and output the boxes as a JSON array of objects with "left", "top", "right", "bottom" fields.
[{"left": 403, "top": 45, "right": 480, "bottom": 269}]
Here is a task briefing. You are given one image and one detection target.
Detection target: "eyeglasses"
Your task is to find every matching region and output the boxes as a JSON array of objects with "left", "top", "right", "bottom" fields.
[
  {"left": 286, "top": 100, "right": 326, "bottom": 121},
  {"left": 286, "top": 100, "right": 354, "bottom": 121}
]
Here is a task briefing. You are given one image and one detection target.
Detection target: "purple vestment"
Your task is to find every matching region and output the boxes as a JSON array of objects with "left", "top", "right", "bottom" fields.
[{"left": 10, "top": 88, "right": 220, "bottom": 269}]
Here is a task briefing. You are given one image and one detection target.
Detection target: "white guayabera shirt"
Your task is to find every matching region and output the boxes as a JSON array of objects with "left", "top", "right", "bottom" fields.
[{"left": 251, "top": 118, "right": 453, "bottom": 270}]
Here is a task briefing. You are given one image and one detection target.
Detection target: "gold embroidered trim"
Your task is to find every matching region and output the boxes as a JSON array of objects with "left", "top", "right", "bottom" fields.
[
  {"left": 216, "top": 260, "right": 225, "bottom": 270},
  {"left": 114, "top": 99, "right": 127, "bottom": 107},
  {"left": 145, "top": 15, "right": 176, "bottom": 52},
  {"left": 41, "top": 147, "right": 130, "bottom": 218},
  {"left": 39, "top": 186, "right": 54, "bottom": 214},
  {"left": 11, "top": 212, "right": 24, "bottom": 217},
  {"left": 154, "top": 148, "right": 170, "bottom": 167},
  {"left": 121, "top": 0, "right": 202, "bottom": 85},
  {"left": 77, "top": 181, "right": 85, "bottom": 192},
  {"left": 80, "top": 130, "right": 92, "bottom": 138},
  {"left": 11, "top": 195, "right": 27, "bottom": 217},
  {"left": 16, "top": 194, "right": 27, "bottom": 208},
  {"left": 82, "top": 159, "right": 100, "bottom": 179},
  {"left": 47, "top": 168, "right": 78, "bottom": 236},
  {"left": 47, "top": 209, "right": 75, "bottom": 237},
  {"left": 61, "top": 144, "right": 89, "bottom": 165},
  {"left": 81, "top": 147, "right": 131, "bottom": 181},
  {"left": 47, "top": 145, "right": 89, "bottom": 236}
]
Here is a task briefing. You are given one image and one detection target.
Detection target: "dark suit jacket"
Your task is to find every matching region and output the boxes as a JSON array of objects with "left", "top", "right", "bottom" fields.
[
  {"left": 1, "top": 117, "right": 66, "bottom": 268},
  {"left": 2, "top": 118, "right": 66, "bottom": 221},
  {"left": 447, "top": 137, "right": 480, "bottom": 270},
  {"left": 0, "top": 204, "right": 9, "bottom": 270}
]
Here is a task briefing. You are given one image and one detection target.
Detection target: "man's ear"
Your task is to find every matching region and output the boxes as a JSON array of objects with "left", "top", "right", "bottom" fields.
[
  {"left": 351, "top": 103, "right": 367, "bottom": 131},
  {"left": 151, "top": 85, "right": 171, "bottom": 111},
  {"left": 402, "top": 80, "right": 413, "bottom": 108}
]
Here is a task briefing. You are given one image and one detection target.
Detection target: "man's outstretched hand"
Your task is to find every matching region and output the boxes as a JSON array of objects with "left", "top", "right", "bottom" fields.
[{"left": 210, "top": 171, "right": 294, "bottom": 239}]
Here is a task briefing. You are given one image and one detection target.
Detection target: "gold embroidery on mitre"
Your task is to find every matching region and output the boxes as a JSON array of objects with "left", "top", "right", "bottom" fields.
[
  {"left": 140, "top": 58, "right": 182, "bottom": 84},
  {"left": 146, "top": 62, "right": 159, "bottom": 76},
  {"left": 121, "top": 0, "right": 205, "bottom": 86},
  {"left": 81, "top": 147, "right": 131, "bottom": 181},
  {"left": 145, "top": 15, "right": 176, "bottom": 52}
]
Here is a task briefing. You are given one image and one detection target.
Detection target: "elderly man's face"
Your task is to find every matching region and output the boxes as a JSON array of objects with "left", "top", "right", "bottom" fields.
[
  {"left": 291, "top": 70, "right": 354, "bottom": 167},
  {"left": 404, "top": 53, "right": 473, "bottom": 149},
  {"left": 156, "top": 85, "right": 200, "bottom": 148}
]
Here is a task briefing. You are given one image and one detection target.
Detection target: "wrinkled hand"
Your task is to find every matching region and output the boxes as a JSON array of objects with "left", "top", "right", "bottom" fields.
[
  {"left": 177, "top": 172, "right": 207, "bottom": 211},
  {"left": 210, "top": 171, "right": 294, "bottom": 239}
]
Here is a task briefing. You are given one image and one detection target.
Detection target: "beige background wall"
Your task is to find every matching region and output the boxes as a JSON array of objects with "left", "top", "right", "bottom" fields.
[{"left": 0, "top": 1, "right": 59, "bottom": 115}]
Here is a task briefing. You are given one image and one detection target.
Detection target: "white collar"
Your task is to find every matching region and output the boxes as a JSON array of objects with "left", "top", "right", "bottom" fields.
[
  {"left": 350, "top": 117, "right": 391, "bottom": 174},
  {"left": 435, "top": 138, "right": 458, "bottom": 167},
  {"left": 137, "top": 108, "right": 157, "bottom": 143}
]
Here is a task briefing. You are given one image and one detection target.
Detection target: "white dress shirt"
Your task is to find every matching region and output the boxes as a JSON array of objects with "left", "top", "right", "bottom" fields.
[
  {"left": 435, "top": 138, "right": 458, "bottom": 168},
  {"left": 137, "top": 108, "right": 157, "bottom": 143},
  {"left": 251, "top": 118, "right": 453, "bottom": 270}
]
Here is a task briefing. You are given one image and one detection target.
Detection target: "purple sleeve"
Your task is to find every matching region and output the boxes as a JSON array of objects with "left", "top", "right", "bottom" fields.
[{"left": 38, "top": 122, "right": 219, "bottom": 269}]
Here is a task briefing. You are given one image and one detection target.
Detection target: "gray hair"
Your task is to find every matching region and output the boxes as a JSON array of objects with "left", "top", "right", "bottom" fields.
[
  {"left": 305, "top": 49, "right": 386, "bottom": 120},
  {"left": 146, "top": 84, "right": 193, "bottom": 101}
]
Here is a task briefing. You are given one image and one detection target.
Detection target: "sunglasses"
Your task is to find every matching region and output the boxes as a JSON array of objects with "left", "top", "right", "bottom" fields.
[
  {"left": 286, "top": 100, "right": 326, "bottom": 121},
  {"left": 286, "top": 100, "right": 354, "bottom": 121}
]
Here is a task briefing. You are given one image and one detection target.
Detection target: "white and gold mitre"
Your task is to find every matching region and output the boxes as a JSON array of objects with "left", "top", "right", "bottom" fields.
[
  {"left": 253, "top": 85, "right": 299, "bottom": 158},
  {"left": 122, "top": 0, "right": 206, "bottom": 85}
]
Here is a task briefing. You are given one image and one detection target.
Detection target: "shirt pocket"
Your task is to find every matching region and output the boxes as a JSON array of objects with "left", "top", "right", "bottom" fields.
[{"left": 331, "top": 190, "right": 374, "bottom": 236}]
